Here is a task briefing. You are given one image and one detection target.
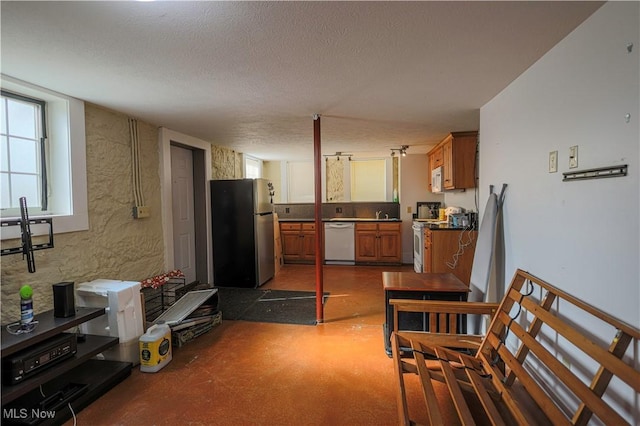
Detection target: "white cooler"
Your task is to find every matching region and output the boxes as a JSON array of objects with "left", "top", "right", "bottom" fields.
[{"left": 76, "top": 279, "right": 144, "bottom": 365}]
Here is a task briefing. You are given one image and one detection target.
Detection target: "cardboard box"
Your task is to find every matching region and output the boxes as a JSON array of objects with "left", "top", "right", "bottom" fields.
[{"left": 274, "top": 213, "right": 283, "bottom": 275}]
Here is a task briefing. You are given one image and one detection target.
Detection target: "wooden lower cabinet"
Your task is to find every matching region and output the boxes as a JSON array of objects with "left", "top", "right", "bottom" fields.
[
  {"left": 424, "top": 228, "right": 477, "bottom": 284},
  {"left": 355, "top": 222, "right": 401, "bottom": 264},
  {"left": 281, "top": 222, "right": 316, "bottom": 264}
]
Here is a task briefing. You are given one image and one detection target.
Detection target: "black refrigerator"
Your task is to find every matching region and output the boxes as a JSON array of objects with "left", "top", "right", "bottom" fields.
[{"left": 210, "top": 179, "right": 275, "bottom": 288}]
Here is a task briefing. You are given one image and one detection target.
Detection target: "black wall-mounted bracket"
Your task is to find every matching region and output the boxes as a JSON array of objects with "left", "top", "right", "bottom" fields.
[
  {"left": 0, "top": 197, "right": 54, "bottom": 273},
  {"left": 562, "top": 164, "right": 628, "bottom": 182}
]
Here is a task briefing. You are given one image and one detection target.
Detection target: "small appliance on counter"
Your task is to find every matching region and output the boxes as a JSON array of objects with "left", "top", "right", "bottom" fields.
[
  {"left": 444, "top": 206, "right": 462, "bottom": 218},
  {"left": 449, "top": 212, "right": 478, "bottom": 229},
  {"left": 416, "top": 202, "right": 441, "bottom": 219}
]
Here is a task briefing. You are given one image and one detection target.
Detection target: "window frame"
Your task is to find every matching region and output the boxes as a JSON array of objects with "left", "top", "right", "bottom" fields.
[
  {"left": 281, "top": 157, "right": 393, "bottom": 203},
  {"left": 243, "top": 154, "right": 262, "bottom": 179},
  {"left": 0, "top": 75, "right": 88, "bottom": 239},
  {"left": 286, "top": 160, "right": 314, "bottom": 203},
  {"left": 1, "top": 89, "right": 48, "bottom": 213},
  {"left": 345, "top": 157, "right": 393, "bottom": 202}
]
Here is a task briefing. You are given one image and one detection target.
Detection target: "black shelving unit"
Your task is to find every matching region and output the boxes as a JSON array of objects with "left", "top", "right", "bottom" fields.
[
  {"left": 141, "top": 277, "right": 195, "bottom": 324},
  {"left": 1, "top": 308, "right": 132, "bottom": 425},
  {"left": 1, "top": 307, "right": 105, "bottom": 356}
]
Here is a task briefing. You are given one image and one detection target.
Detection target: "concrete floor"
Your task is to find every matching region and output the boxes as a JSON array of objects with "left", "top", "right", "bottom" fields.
[{"left": 69, "top": 264, "right": 437, "bottom": 426}]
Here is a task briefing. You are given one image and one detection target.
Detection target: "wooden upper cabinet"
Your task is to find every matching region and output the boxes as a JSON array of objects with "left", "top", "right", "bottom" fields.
[
  {"left": 428, "top": 131, "right": 478, "bottom": 191},
  {"left": 429, "top": 146, "right": 444, "bottom": 169},
  {"left": 442, "top": 138, "right": 454, "bottom": 188}
]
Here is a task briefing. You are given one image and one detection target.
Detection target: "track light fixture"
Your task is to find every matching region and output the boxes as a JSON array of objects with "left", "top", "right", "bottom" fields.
[
  {"left": 323, "top": 152, "right": 353, "bottom": 161},
  {"left": 390, "top": 145, "right": 409, "bottom": 157}
]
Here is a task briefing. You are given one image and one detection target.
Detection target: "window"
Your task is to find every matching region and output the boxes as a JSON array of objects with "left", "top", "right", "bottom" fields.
[
  {"left": 350, "top": 159, "right": 388, "bottom": 201},
  {"left": 244, "top": 155, "right": 262, "bottom": 179},
  {"left": 0, "top": 75, "right": 88, "bottom": 237},
  {"left": 1, "top": 91, "right": 47, "bottom": 214},
  {"left": 287, "top": 161, "right": 314, "bottom": 202}
]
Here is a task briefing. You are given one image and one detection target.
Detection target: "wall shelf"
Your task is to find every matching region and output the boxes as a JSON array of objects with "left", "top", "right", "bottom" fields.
[{"left": 1, "top": 307, "right": 105, "bottom": 356}]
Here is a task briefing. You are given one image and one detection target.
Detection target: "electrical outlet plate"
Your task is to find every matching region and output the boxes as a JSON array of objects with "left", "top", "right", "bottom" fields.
[
  {"left": 549, "top": 151, "right": 558, "bottom": 173},
  {"left": 569, "top": 145, "right": 578, "bottom": 169}
]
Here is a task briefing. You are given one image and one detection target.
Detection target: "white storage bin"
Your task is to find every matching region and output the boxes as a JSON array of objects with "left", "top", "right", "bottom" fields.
[{"left": 76, "top": 279, "right": 144, "bottom": 345}]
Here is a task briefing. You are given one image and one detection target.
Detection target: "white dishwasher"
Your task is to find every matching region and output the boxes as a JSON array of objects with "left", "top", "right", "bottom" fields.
[{"left": 324, "top": 222, "right": 355, "bottom": 265}]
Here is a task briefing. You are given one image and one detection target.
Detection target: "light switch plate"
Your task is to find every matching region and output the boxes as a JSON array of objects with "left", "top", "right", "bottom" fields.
[
  {"left": 569, "top": 145, "right": 578, "bottom": 169},
  {"left": 549, "top": 151, "right": 558, "bottom": 173}
]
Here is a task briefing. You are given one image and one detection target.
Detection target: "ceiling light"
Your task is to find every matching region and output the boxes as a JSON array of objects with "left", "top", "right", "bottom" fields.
[
  {"left": 323, "top": 152, "right": 353, "bottom": 161},
  {"left": 390, "top": 145, "right": 409, "bottom": 157}
]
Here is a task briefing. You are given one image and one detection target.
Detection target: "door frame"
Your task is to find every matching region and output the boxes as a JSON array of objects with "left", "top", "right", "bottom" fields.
[{"left": 159, "top": 127, "right": 213, "bottom": 284}]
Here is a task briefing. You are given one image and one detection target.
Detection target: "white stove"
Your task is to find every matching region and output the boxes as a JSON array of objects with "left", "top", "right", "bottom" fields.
[{"left": 412, "top": 221, "right": 428, "bottom": 273}]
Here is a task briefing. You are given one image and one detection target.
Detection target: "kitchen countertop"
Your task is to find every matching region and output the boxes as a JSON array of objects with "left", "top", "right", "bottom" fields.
[
  {"left": 422, "top": 223, "right": 476, "bottom": 231},
  {"left": 277, "top": 218, "right": 475, "bottom": 229},
  {"left": 278, "top": 218, "right": 402, "bottom": 223},
  {"left": 413, "top": 220, "right": 477, "bottom": 231}
]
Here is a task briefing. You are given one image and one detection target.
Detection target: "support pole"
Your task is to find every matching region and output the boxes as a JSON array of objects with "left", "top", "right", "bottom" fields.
[{"left": 313, "top": 114, "right": 324, "bottom": 323}]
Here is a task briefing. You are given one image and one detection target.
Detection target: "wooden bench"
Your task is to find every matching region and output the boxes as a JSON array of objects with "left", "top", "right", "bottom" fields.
[
  {"left": 389, "top": 299, "right": 500, "bottom": 351},
  {"left": 391, "top": 269, "right": 640, "bottom": 425}
]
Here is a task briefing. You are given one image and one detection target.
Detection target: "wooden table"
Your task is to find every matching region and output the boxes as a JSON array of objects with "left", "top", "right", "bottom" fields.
[{"left": 382, "top": 271, "right": 469, "bottom": 355}]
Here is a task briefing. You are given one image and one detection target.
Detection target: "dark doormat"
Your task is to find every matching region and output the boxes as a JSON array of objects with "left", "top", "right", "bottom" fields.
[{"left": 215, "top": 288, "right": 328, "bottom": 326}]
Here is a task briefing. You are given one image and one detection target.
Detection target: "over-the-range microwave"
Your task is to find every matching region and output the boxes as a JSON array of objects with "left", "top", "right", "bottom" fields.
[{"left": 431, "top": 166, "right": 443, "bottom": 193}]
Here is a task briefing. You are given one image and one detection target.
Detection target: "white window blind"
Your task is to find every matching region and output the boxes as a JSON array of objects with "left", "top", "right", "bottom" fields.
[
  {"left": 287, "top": 161, "right": 314, "bottom": 202},
  {"left": 350, "top": 159, "right": 386, "bottom": 201},
  {"left": 244, "top": 155, "right": 261, "bottom": 178}
]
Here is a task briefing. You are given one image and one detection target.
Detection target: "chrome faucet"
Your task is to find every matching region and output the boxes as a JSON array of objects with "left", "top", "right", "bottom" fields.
[{"left": 376, "top": 210, "right": 382, "bottom": 219}]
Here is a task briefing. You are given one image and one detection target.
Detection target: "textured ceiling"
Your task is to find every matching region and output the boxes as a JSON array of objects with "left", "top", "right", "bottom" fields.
[{"left": 1, "top": 1, "right": 603, "bottom": 160}]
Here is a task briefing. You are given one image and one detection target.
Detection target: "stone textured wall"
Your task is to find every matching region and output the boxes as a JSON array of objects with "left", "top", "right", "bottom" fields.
[
  {"left": 325, "top": 158, "right": 344, "bottom": 202},
  {"left": 393, "top": 157, "right": 399, "bottom": 199},
  {"left": 211, "top": 145, "right": 241, "bottom": 179},
  {"left": 0, "top": 104, "right": 165, "bottom": 323}
]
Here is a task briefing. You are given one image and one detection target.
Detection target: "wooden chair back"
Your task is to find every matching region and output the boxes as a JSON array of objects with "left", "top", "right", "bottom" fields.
[{"left": 476, "top": 269, "right": 640, "bottom": 425}]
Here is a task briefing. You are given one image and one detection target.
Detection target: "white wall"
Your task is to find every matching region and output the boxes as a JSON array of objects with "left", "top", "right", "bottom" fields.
[
  {"left": 263, "top": 160, "right": 282, "bottom": 203},
  {"left": 400, "top": 154, "right": 444, "bottom": 263},
  {"left": 444, "top": 190, "right": 478, "bottom": 212},
  {"left": 480, "top": 2, "right": 638, "bottom": 422}
]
